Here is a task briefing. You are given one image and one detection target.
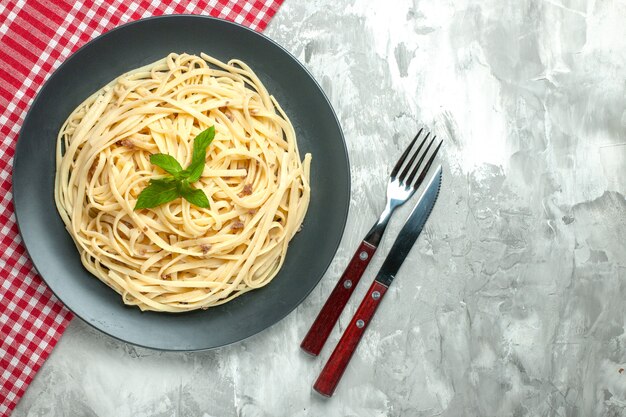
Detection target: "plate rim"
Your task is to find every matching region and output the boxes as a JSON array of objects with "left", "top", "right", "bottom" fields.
[{"left": 12, "top": 14, "right": 351, "bottom": 351}]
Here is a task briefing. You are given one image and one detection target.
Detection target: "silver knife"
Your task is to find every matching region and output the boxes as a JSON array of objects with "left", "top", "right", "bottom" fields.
[{"left": 313, "top": 165, "right": 442, "bottom": 397}]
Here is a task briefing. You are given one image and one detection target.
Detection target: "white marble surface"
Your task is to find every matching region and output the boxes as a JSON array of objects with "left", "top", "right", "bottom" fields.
[{"left": 12, "top": 0, "right": 626, "bottom": 416}]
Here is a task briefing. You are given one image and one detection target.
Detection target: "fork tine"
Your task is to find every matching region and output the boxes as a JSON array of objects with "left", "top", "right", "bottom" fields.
[
  {"left": 408, "top": 139, "right": 443, "bottom": 189},
  {"left": 404, "top": 135, "right": 436, "bottom": 186},
  {"left": 398, "top": 132, "right": 431, "bottom": 183},
  {"left": 390, "top": 128, "right": 423, "bottom": 179}
]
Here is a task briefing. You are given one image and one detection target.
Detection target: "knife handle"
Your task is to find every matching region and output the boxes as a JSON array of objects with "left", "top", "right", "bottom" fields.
[
  {"left": 313, "top": 280, "right": 388, "bottom": 397},
  {"left": 300, "top": 241, "right": 377, "bottom": 356}
]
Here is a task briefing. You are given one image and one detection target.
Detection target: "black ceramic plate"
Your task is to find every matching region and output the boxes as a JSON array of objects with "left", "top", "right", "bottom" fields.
[{"left": 13, "top": 15, "right": 350, "bottom": 351}]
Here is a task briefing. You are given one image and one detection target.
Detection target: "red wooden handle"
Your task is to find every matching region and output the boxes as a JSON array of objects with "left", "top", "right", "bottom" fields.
[
  {"left": 313, "top": 280, "right": 388, "bottom": 397},
  {"left": 300, "top": 241, "right": 377, "bottom": 356}
]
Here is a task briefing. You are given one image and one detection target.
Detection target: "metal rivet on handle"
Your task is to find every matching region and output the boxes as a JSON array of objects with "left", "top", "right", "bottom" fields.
[
  {"left": 343, "top": 280, "right": 352, "bottom": 289},
  {"left": 359, "top": 251, "right": 368, "bottom": 261},
  {"left": 356, "top": 320, "right": 365, "bottom": 328},
  {"left": 372, "top": 291, "right": 380, "bottom": 300}
]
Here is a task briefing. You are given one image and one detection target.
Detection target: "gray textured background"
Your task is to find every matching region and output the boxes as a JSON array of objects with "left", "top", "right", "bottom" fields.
[{"left": 13, "top": 0, "right": 626, "bottom": 416}]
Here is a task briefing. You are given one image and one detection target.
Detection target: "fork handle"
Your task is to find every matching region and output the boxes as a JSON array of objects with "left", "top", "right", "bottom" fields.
[
  {"left": 314, "top": 280, "right": 389, "bottom": 397},
  {"left": 300, "top": 240, "right": 377, "bottom": 356}
]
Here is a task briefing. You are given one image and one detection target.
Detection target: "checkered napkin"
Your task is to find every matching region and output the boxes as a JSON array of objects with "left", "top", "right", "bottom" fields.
[{"left": 0, "top": 1, "right": 283, "bottom": 414}]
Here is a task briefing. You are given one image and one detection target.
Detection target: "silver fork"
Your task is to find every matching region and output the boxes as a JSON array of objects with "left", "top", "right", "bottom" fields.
[
  {"left": 363, "top": 128, "right": 443, "bottom": 245},
  {"left": 300, "top": 128, "right": 443, "bottom": 356}
]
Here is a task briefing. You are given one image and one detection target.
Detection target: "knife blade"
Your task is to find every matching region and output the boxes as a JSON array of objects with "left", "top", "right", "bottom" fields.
[
  {"left": 374, "top": 164, "right": 442, "bottom": 287},
  {"left": 313, "top": 165, "right": 442, "bottom": 397}
]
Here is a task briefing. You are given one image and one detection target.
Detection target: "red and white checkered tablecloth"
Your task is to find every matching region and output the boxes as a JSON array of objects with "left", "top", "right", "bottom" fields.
[{"left": 0, "top": 1, "right": 283, "bottom": 415}]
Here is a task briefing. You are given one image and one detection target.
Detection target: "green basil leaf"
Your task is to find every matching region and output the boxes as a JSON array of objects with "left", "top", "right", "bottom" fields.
[
  {"left": 150, "top": 153, "right": 183, "bottom": 177},
  {"left": 191, "top": 126, "right": 215, "bottom": 166},
  {"left": 148, "top": 177, "right": 178, "bottom": 186},
  {"left": 179, "top": 181, "right": 210, "bottom": 209},
  {"left": 134, "top": 179, "right": 180, "bottom": 210},
  {"left": 184, "top": 160, "right": 205, "bottom": 183},
  {"left": 184, "top": 126, "right": 215, "bottom": 182}
]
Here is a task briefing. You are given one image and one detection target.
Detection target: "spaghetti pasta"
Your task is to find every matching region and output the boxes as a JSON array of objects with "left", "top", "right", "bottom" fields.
[{"left": 54, "top": 53, "right": 311, "bottom": 313}]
